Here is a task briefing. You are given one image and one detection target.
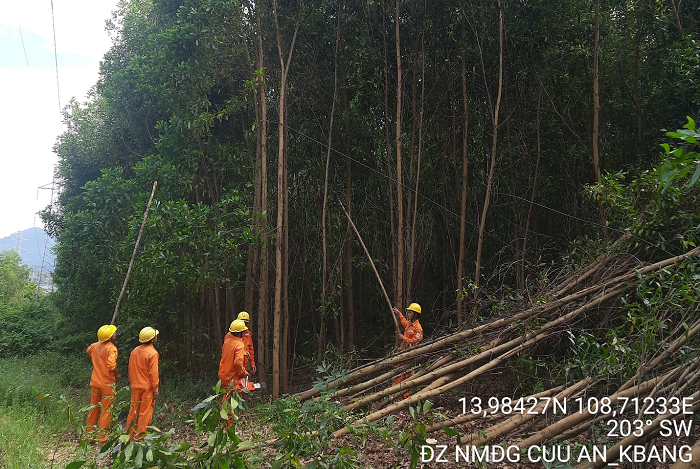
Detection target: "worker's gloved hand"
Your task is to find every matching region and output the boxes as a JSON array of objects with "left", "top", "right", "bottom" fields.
[
  {"left": 252, "top": 364, "right": 257, "bottom": 373},
  {"left": 153, "top": 391, "right": 159, "bottom": 405},
  {"left": 392, "top": 307, "right": 400, "bottom": 315},
  {"left": 398, "top": 333, "right": 405, "bottom": 341}
]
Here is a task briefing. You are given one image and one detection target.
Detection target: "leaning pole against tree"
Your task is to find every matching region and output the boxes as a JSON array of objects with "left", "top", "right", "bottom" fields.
[{"left": 110, "top": 181, "right": 158, "bottom": 325}]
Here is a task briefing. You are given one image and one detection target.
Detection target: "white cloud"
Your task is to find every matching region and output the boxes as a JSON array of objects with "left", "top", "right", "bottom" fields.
[
  {"left": 0, "top": 0, "right": 120, "bottom": 239},
  {"left": 0, "top": 0, "right": 117, "bottom": 58}
]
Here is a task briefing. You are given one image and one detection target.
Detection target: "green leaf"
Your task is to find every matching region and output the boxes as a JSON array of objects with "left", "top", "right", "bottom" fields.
[
  {"left": 443, "top": 427, "right": 458, "bottom": 437},
  {"left": 134, "top": 446, "right": 144, "bottom": 468},
  {"left": 124, "top": 442, "right": 135, "bottom": 461},
  {"left": 684, "top": 116, "right": 696, "bottom": 131},
  {"left": 65, "top": 462, "right": 86, "bottom": 469},
  {"left": 423, "top": 400, "right": 434, "bottom": 413},
  {"left": 689, "top": 163, "right": 700, "bottom": 187},
  {"left": 236, "top": 441, "right": 256, "bottom": 451}
]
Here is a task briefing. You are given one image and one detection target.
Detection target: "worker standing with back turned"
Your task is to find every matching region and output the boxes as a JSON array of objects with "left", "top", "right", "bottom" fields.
[
  {"left": 219, "top": 319, "right": 249, "bottom": 392},
  {"left": 237, "top": 311, "right": 256, "bottom": 374},
  {"left": 127, "top": 327, "right": 160, "bottom": 440},
  {"left": 86, "top": 325, "right": 120, "bottom": 443}
]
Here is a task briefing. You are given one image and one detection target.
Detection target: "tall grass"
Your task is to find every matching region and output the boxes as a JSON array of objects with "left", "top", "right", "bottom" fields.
[{"left": 0, "top": 352, "right": 89, "bottom": 469}]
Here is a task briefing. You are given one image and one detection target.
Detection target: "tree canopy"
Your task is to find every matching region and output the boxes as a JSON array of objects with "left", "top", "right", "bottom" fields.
[{"left": 47, "top": 0, "right": 700, "bottom": 387}]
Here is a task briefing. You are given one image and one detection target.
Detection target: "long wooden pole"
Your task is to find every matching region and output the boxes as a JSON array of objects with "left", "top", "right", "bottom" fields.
[
  {"left": 111, "top": 181, "right": 158, "bottom": 325},
  {"left": 338, "top": 198, "right": 400, "bottom": 333}
]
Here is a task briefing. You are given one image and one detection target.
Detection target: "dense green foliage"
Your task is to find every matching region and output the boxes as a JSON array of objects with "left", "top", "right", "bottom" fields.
[
  {"left": 0, "top": 251, "right": 34, "bottom": 303},
  {"left": 47, "top": 0, "right": 700, "bottom": 377},
  {"left": 0, "top": 251, "right": 61, "bottom": 359}
]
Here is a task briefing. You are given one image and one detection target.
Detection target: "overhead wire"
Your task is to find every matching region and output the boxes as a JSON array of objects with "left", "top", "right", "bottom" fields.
[
  {"left": 263, "top": 118, "right": 681, "bottom": 259},
  {"left": 50, "top": 0, "right": 61, "bottom": 115},
  {"left": 494, "top": 191, "right": 677, "bottom": 257},
  {"left": 265, "top": 118, "right": 515, "bottom": 250},
  {"left": 18, "top": 25, "right": 29, "bottom": 66}
]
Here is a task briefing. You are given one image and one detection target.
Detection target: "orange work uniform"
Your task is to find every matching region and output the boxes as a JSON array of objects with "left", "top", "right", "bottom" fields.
[
  {"left": 397, "top": 311, "right": 423, "bottom": 349},
  {"left": 86, "top": 341, "right": 118, "bottom": 442},
  {"left": 218, "top": 333, "right": 248, "bottom": 391},
  {"left": 242, "top": 329, "right": 255, "bottom": 369},
  {"left": 393, "top": 312, "right": 424, "bottom": 397},
  {"left": 126, "top": 343, "right": 159, "bottom": 439}
]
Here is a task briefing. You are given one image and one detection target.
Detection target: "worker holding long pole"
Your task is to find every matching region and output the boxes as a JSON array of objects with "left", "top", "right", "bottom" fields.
[
  {"left": 85, "top": 325, "right": 120, "bottom": 443},
  {"left": 392, "top": 302, "right": 424, "bottom": 399}
]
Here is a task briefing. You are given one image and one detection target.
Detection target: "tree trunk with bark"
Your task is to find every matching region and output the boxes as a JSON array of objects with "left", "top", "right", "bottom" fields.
[
  {"left": 473, "top": 0, "right": 504, "bottom": 312},
  {"left": 272, "top": 0, "right": 299, "bottom": 399},
  {"left": 456, "top": 17, "right": 469, "bottom": 328}
]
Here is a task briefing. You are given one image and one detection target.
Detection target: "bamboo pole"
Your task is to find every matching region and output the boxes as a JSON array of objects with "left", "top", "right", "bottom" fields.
[
  {"left": 343, "top": 338, "right": 510, "bottom": 411},
  {"left": 298, "top": 246, "right": 699, "bottom": 403},
  {"left": 335, "top": 284, "right": 632, "bottom": 435},
  {"left": 460, "top": 378, "right": 594, "bottom": 446},
  {"left": 619, "top": 318, "right": 700, "bottom": 392},
  {"left": 578, "top": 390, "right": 700, "bottom": 469},
  {"left": 111, "top": 181, "right": 158, "bottom": 325},
  {"left": 426, "top": 385, "right": 565, "bottom": 433},
  {"left": 337, "top": 198, "right": 400, "bottom": 334},
  {"left": 518, "top": 373, "right": 668, "bottom": 448}
]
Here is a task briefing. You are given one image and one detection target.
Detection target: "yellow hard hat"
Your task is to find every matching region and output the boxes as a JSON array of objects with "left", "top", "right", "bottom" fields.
[
  {"left": 407, "top": 303, "right": 422, "bottom": 314},
  {"left": 139, "top": 327, "right": 159, "bottom": 343},
  {"left": 237, "top": 311, "right": 250, "bottom": 321},
  {"left": 229, "top": 319, "right": 248, "bottom": 333},
  {"left": 97, "top": 325, "right": 117, "bottom": 342}
]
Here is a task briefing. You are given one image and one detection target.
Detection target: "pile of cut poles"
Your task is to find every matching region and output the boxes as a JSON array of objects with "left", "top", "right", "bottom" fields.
[{"left": 293, "top": 244, "right": 700, "bottom": 466}]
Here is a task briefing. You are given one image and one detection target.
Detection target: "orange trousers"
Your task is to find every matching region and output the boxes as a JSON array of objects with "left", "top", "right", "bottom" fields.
[
  {"left": 392, "top": 372, "right": 411, "bottom": 399},
  {"left": 87, "top": 386, "right": 115, "bottom": 442},
  {"left": 221, "top": 379, "right": 246, "bottom": 427},
  {"left": 126, "top": 388, "right": 155, "bottom": 439}
]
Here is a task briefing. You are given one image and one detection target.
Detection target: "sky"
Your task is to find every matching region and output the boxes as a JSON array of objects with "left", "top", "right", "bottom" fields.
[{"left": 0, "top": 0, "right": 120, "bottom": 239}]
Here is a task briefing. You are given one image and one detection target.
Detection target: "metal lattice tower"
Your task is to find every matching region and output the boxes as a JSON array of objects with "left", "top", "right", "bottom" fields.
[{"left": 35, "top": 172, "right": 56, "bottom": 301}]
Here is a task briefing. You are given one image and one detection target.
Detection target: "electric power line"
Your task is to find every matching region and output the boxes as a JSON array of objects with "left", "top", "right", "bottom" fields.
[
  {"left": 266, "top": 118, "right": 678, "bottom": 259},
  {"left": 50, "top": 0, "right": 61, "bottom": 115},
  {"left": 18, "top": 25, "right": 29, "bottom": 66}
]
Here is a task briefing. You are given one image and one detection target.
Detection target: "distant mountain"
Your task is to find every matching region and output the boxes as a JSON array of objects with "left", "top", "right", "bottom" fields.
[{"left": 0, "top": 227, "right": 55, "bottom": 275}]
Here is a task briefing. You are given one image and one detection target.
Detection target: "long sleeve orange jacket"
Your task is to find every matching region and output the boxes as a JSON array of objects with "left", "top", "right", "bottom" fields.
[
  {"left": 87, "top": 341, "right": 118, "bottom": 388},
  {"left": 128, "top": 344, "right": 160, "bottom": 393},
  {"left": 218, "top": 333, "right": 248, "bottom": 389},
  {"left": 397, "top": 312, "right": 423, "bottom": 348},
  {"left": 242, "top": 330, "right": 255, "bottom": 366}
]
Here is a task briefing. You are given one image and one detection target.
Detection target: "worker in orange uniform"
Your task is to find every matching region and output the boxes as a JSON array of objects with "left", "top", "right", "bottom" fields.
[
  {"left": 392, "top": 303, "right": 423, "bottom": 398},
  {"left": 86, "top": 325, "right": 120, "bottom": 443},
  {"left": 237, "top": 311, "right": 256, "bottom": 374},
  {"left": 394, "top": 303, "right": 423, "bottom": 349},
  {"left": 126, "top": 327, "right": 159, "bottom": 440},
  {"left": 218, "top": 319, "right": 249, "bottom": 392}
]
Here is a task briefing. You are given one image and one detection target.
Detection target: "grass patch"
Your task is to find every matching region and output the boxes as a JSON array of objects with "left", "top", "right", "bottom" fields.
[{"left": 0, "top": 353, "right": 87, "bottom": 469}]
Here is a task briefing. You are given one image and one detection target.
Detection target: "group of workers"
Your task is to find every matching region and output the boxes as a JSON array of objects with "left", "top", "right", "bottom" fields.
[
  {"left": 85, "top": 325, "right": 160, "bottom": 443},
  {"left": 85, "top": 304, "right": 422, "bottom": 442}
]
